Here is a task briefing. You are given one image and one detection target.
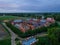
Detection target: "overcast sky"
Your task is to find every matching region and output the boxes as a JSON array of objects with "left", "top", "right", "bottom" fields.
[{"left": 0, "top": 0, "right": 60, "bottom": 13}]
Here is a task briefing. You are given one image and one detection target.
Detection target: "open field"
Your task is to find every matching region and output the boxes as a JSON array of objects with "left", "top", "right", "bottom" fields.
[{"left": 0, "top": 16, "right": 20, "bottom": 21}]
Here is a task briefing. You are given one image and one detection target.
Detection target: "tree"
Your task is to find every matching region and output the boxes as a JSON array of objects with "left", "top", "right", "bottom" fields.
[{"left": 48, "top": 27, "right": 60, "bottom": 45}]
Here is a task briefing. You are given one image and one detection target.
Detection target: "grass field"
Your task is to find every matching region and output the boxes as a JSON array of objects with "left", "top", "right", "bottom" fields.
[
  {"left": 0, "top": 37, "right": 11, "bottom": 45},
  {"left": 0, "top": 16, "right": 20, "bottom": 21}
]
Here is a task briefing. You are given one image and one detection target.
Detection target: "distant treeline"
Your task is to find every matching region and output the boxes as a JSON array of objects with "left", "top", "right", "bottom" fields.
[
  {"left": 0, "top": 13, "right": 60, "bottom": 16},
  {"left": 0, "top": 13, "right": 60, "bottom": 21}
]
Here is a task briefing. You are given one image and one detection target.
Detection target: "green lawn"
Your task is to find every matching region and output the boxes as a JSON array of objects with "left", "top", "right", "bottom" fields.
[
  {"left": 0, "top": 16, "right": 19, "bottom": 21},
  {"left": 0, "top": 37, "right": 11, "bottom": 45}
]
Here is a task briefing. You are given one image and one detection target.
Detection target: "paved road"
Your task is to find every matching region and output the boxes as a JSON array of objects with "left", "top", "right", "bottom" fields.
[{"left": 2, "top": 23, "right": 17, "bottom": 45}]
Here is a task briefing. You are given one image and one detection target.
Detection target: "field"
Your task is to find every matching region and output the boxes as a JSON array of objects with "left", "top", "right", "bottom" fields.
[
  {"left": 0, "top": 37, "right": 11, "bottom": 45},
  {"left": 0, "top": 16, "right": 20, "bottom": 21}
]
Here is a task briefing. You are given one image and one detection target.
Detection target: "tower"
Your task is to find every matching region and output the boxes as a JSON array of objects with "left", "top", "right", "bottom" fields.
[{"left": 42, "top": 15, "right": 44, "bottom": 19}]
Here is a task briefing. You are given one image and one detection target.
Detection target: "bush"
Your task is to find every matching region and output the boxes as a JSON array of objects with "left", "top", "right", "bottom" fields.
[
  {"left": 36, "top": 36, "right": 50, "bottom": 45},
  {"left": 48, "top": 27, "right": 60, "bottom": 45}
]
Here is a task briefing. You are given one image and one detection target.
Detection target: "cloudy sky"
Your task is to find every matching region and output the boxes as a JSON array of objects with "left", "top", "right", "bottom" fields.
[{"left": 0, "top": 0, "right": 60, "bottom": 13}]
